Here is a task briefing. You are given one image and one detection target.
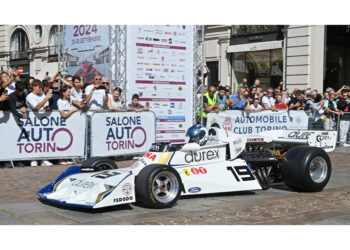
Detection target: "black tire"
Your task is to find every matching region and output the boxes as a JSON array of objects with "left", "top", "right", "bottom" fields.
[
  {"left": 81, "top": 157, "right": 118, "bottom": 172},
  {"left": 282, "top": 146, "right": 331, "bottom": 192},
  {"left": 135, "top": 164, "right": 182, "bottom": 208}
]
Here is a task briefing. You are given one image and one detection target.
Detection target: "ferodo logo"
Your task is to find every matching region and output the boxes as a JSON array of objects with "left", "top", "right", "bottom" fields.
[
  {"left": 113, "top": 196, "right": 133, "bottom": 203},
  {"left": 185, "top": 150, "right": 219, "bottom": 163}
]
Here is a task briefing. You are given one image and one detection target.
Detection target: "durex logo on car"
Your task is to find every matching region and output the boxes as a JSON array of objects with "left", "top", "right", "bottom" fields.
[
  {"left": 188, "top": 187, "right": 201, "bottom": 193},
  {"left": 184, "top": 150, "right": 219, "bottom": 163}
]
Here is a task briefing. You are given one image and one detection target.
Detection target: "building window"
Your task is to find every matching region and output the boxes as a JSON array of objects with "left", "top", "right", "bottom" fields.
[
  {"left": 206, "top": 61, "right": 219, "bottom": 86},
  {"left": 10, "top": 28, "right": 29, "bottom": 60},
  {"left": 35, "top": 25, "right": 42, "bottom": 40},
  {"left": 232, "top": 49, "right": 283, "bottom": 89},
  {"left": 48, "top": 25, "right": 59, "bottom": 62}
]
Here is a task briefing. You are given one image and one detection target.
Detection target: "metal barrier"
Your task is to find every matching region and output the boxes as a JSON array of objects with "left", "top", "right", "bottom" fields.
[
  {"left": 0, "top": 110, "right": 87, "bottom": 166},
  {"left": 0, "top": 110, "right": 156, "bottom": 167}
]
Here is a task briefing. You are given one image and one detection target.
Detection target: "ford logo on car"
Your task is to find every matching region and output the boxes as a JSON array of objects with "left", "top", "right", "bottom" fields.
[{"left": 188, "top": 187, "right": 201, "bottom": 193}]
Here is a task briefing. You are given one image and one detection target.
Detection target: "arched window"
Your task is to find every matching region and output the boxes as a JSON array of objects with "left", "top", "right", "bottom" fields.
[
  {"left": 49, "top": 25, "right": 59, "bottom": 55},
  {"left": 10, "top": 28, "right": 29, "bottom": 59}
]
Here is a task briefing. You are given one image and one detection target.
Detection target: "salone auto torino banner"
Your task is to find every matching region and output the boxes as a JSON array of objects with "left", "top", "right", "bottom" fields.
[
  {"left": 126, "top": 25, "right": 194, "bottom": 144},
  {"left": 65, "top": 25, "right": 110, "bottom": 84},
  {"left": 90, "top": 111, "right": 156, "bottom": 157},
  {"left": 0, "top": 111, "right": 86, "bottom": 160},
  {"left": 207, "top": 110, "right": 309, "bottom": 135}
]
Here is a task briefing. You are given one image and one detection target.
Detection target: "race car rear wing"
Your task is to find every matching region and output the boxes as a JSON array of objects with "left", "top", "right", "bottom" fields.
[
  {"left": 258, "top": 130, "right": 337, "bottom": 152},
  {"left": 207, "top": 127, "right": 337, "bottom": 153}
]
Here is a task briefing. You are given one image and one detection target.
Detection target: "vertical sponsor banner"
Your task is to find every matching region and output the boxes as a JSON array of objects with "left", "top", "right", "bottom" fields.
[
  {"left": 207, "top": 110, "right": 309, "bottom": 135},
  {"left": 126, "top": 25, "right": 194, "bottom": 143},
  {"left": 90, "top": 111, "right": 156, "bottom": 157},
  {"left": 65, "top": 25, "right": 110, "bottom": 84},
  {"left": 0, "top": 111, "right": 86, "bottom": 160}
]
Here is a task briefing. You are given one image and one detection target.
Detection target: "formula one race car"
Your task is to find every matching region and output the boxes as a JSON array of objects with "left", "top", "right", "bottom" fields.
[{"left": 38, "top": 127, "right": 337, "bottom": 209}]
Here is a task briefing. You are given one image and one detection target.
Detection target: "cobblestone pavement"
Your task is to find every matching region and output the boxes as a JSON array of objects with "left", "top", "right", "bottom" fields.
[{"left": 0, "top": 148, "right": 350, "bottom": 225}]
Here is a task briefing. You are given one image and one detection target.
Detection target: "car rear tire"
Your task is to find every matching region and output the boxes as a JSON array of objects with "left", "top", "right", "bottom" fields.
[
  {"left": 135, "top": 164, "right": 182, "bottom": 208},
  {"left": 282, "top": 146, "right": 331, "bottom": 192},
  {"left": 81, "top": 157, "right": 118, "bottom": 172}
]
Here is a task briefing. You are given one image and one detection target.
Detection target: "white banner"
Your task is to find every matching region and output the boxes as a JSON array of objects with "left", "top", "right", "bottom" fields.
[
  {"left": 90, "top": 111, "right": 156, "bottom": 157},
  {"left": 65, "top": 25, "right": 110, "bottom": 84},
  {"left": 207, "top": 110, "right": 309, "bottom": 135},
  {"left": 0, "top": 111, "right": 86, "bottom": 160},
  {"left": 126, "top": 25, "right": 194, "bottom": 143}
]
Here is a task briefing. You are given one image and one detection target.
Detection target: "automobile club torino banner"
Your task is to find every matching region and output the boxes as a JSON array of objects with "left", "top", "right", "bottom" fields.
[
  {"left": 126, "top": 25, "right": 194, "bottom": 144},
  {"left": 90, "top": 111, "right": 156, "bottom": 157},
  {"left": 207, "top": 110, "right": 309, "bottom": 135},
  {"left": 0, "top": 111, "right": 86, "bottom": 160},
  {"left": 65, "top": 25, "right": 110, "bottom": 84}
]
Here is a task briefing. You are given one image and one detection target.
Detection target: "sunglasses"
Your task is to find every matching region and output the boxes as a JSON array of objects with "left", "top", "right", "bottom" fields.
[{"left": 94, "top": 78, "right": 102, "bottom": 81}]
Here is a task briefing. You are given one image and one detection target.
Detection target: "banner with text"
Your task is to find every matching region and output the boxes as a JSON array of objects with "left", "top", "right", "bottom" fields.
[
  {"left": 0, "top": 111, "right": 86, "bottom": 160},
  {"left": 65, "top": 25, "right": 110, "bottom": 84},
  {"left": 126, "top": 25, "right": 194, "bottom": 143},
  {"left": 90, "top": 111, "right": 156, "bottom": 157},
  {"left": 207, "top": 110, "right": 309, "bottom": 135}
]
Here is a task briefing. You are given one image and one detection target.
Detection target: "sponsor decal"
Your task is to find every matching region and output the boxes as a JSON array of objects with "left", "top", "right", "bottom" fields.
[
  {"left": 71, "top": 180, "right": 97, "bottom": 189},
  {"left": 153, "top": 38, "right": 160, "bottom": 41},
  {"left": 188, "top": 187, "right": 201, "bottom": 193},
  {"left": 114, "top": 196, "right": 133, "bottom": 203},
  {"left": 316, "top": 135, "right": 331, "bottom": 142},
  {"left": 288, "top": 130, "right": 312, "bottom": 139},
  {"left": 122, "top": 183, "right": 133, "bottom": 196},
  {"left": 91, "top": 170, "right": 121, "bottom": 179},
  {"left": 233, "top": 139, "right": 242, "bottom": 145},
  {"left": 247, "top": 138, "right": 264, "bottom": 142},
  {"left": 223, "top": 119, "right": 232, "bottom": 131},
  {"left": 182, "top": 169, "right": 191, "bottom": 176},
  {"left": 143, "top": 152, "right": 157, "bottom": 161},
  {"left": 190, "top": 167, "right": 207, "bottom": 175},
  {"left": 185, "top": 150, "right": 219, "bottom": 163}
]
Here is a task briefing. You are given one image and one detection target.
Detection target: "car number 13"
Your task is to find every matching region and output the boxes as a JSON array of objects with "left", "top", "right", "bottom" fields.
[{"left": 226, "top": 166, "right": 255, "bottom": 182}]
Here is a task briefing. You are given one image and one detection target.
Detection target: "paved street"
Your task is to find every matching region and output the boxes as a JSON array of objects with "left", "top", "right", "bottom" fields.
[{"left": 0, "top": 148, "right": 350, "bottom": 225}]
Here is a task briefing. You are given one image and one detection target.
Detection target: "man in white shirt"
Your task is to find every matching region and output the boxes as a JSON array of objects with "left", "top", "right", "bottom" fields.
[
  {"left": 26, "top": 79, "right": 53, "bottom": 111},
  {"left": 85, "top": 73, "right": 106, "bottom": 110},
  {"left": 25, "top": 79, "right": 54, "bottom": 167},
  {"left": 69, "top": 76, "right": 85, "bottom": 109},
  {"left": 261, "top": 87, "right": 276, "bottom": 111}
]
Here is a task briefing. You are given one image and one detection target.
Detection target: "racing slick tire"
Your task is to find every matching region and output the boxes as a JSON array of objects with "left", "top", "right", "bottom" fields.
[
  {"left": 282, "top": 146, "right": 331, "bottom": 192},
  {"left": 81, "top": 157, "right": 118, "bottom": 172},
  {"left": 135, "top": 164, "right": 182, "bottom": 209}
]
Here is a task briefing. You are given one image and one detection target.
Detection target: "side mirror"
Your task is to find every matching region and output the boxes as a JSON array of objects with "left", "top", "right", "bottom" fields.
[{"left": 181, "top": 143, "right": 201, "bottom": 152}]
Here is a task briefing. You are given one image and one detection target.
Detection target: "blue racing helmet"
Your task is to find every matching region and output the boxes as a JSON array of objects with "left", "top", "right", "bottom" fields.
[{"left": 186, "top": 125, "right": 207, "bottom": 145}]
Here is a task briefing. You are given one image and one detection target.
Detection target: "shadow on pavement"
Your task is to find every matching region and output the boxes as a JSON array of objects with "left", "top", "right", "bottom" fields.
[{"left": 38, "top": 198, "right": 133, "bottom": 213}]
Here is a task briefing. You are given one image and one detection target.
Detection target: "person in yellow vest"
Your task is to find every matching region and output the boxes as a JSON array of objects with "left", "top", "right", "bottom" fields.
[{"left": 197, "top": 85, "right": 219, "bottom": 126}]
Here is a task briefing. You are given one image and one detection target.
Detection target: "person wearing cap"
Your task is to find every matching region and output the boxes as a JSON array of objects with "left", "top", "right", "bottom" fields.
[{"left": 8, "top": 81, "right": 28, "bottom": 119}]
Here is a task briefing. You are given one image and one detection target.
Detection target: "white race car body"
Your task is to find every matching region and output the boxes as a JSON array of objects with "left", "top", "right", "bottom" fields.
[{"left": 38, "top": 128, "right": 336, "bottom": 209}]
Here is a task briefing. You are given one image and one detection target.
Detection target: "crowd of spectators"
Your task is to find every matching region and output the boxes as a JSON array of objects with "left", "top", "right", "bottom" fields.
[
  {"left": 0, "top": 69, "right": 148, "bottom": 168},
  {"left": 197, "top": 78, "right": 350, "bottom": 147}
]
